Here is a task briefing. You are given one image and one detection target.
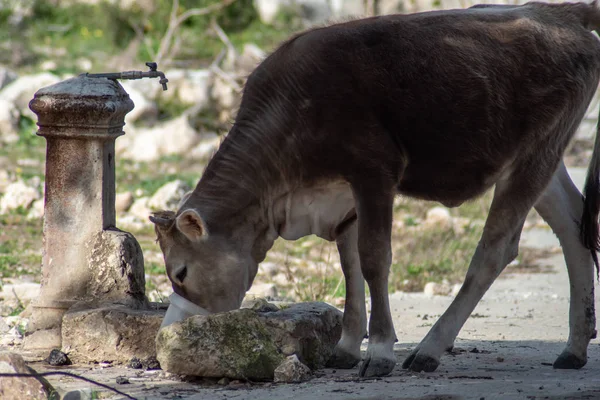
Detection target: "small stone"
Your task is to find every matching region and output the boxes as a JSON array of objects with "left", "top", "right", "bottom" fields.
[
  {"left": 217, "top": 377, "right": 230, "bottom": 385},
  {"left": 143, "top": 356, "right": 161, "bottom": 370},
  {"left": 46, "top": 349, "right": 70, "bottom": 366},
  {"left": 129, "top": 357, "right": 143, "bottom": 369},
  {"left": 423, "top": 206, "right": 452, "bottom": 229},
  {"left": 241, "top": 297, "right": 279, "bottom": 313},
  {"left": 274, "top": 355, "right": 312, "bottom": 383},
  {"left": 116, "top": 376, "right": 130, "bottom": 385},
  {"left": 423, "top": 281, "right": 451, "bottom": 297},
  {"left": 497, "top": 357, "right": 505, "bottom": 362},
  {"left": 244, "top": 283, "right": 279, "bottom": 300}
]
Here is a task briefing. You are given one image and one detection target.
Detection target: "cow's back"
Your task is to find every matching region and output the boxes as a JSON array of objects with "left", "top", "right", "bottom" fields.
[{"left": 235, "top": 2, "right": 600, "bottom": 203}]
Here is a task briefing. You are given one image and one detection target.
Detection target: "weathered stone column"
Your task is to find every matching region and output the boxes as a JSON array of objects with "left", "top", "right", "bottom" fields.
[{"left": 24, "top": 76, "right": 148, "bottom": 350}]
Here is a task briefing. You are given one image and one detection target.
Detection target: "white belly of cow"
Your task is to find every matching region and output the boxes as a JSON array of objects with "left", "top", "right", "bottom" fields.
[{"left": 275, "top": 181, "right": 355, "bottom": 241}]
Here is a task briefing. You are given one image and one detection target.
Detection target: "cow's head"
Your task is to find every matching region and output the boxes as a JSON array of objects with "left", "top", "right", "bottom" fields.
[{"left": 150, "top": 208, "right": 258, "bottom": 327}]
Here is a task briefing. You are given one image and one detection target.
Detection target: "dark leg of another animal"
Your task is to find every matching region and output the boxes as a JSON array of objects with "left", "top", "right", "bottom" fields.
[{"left": 534, "top": 161, "right": 596, "bottom": 369}]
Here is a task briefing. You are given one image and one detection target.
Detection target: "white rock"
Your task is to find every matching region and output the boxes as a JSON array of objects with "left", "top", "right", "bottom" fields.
[
  {"left": 423, "top": 281, "right": 452, "bottom": 297},
  {"left": 253, "top": 0, "right": 287, "bottom": 24},
  {"left": 246, "top": 283, "right": 279, "bottom": 299},
  {"left": 27, "top": 198, "right": 44, "bottom": 220},
  {"left": 211, "top": 76, "right": 238, "bottom": 110},
  {"left": 0, "top": 72, "right": 61, "bottom": 119},
  {"left": 424, "top": 206, "right": 452, "bottom": 230},
  {"left": 40, "top": 60, "right": 58, "bottom": 71},
  {"left": 0, "top": 317, "right": 9, "bottom": 333},
  {"left": 128, "top": 197, "right": 151, "bottom": 221},
  {"left": 274, "top": 354, "right": 312, "bottom": 383},
  {"left": 148, "top": 180, "right": 191, "bottom": 211},
  {"left": 451, "top": 283, "right": 462, "bottom": 297},
  {"left": 189, "top": 133, "right": 220, "bottom": 160},
  {"left": 117, "top": 115, "right": 200, "bottom": 162},
  {"left": 0, "top": 181, "right": 41, "bottom": 214},
  {"left": 0, "top": 97, "right": 20, "bottom": 143},
  {"left": 236, "top": 44, "right": 266, "bottom": 75},
  {"left": 0, "top": 67, "right": 17, "bottom": 90},
  {"left": 115, "top": 192, "right": 134, "bottom": 213},
  {"left": 0, "top": 282, "right": 40, "bottom": 302},
  {"left": 177, "top": 69, "right": 213, "bottom": 106},
  {"left": 120, "top": 82, "right": 158, "bottom": 125},
  {"left": 76, "top": 58, "right": 93, "bottom": 71},
  {"left": 117, "top": 214, "right": 148, "bottom": 232},
  {"left": 0, "top": 170, "right": 10, "bottom": 192}
]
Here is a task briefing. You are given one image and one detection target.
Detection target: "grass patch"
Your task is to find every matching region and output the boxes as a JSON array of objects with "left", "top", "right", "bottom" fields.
[{"left": 0, "top": 214, "right": 43, "bottom": 279}]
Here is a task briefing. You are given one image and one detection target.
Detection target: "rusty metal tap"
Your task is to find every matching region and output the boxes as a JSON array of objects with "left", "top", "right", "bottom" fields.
[{"left": 84, "top": 62, "right": 169, "bottom": 90}]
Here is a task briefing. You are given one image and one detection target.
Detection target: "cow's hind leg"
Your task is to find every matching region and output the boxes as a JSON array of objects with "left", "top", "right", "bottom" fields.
[
  {"left": 534, "top": 161, "right": 596, "bottom": 369},
  {"left": 403, "top": 164, "right": 551, "bottom": 372},
  {"left": 327, "top": 220, "right": 367, "bottom": 369}
]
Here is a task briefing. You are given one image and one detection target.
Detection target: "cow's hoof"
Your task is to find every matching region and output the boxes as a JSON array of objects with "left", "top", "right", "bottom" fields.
[
  {"left": 553, "top": 351, "right": 587, "bottom": 370},
  {"left": 326, "top": 347, "right": 361, "bottom": 369},
  {"left": 358, "top": 354, "right": 396, "bottom": 377},
  {"left": 402, "top": 352, "right": 440, "bottom": 372}
]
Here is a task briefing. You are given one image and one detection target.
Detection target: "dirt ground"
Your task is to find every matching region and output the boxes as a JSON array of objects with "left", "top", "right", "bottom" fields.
[{"left": 7, "top": 168, "right": 600, "bottom": 400}]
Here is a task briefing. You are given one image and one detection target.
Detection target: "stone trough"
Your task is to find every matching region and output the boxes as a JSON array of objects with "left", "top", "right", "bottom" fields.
[{"left": 156, "top": 300, "right": 343, "bottom": 381}]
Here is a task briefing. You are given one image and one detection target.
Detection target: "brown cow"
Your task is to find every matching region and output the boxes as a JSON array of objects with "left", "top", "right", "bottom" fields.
[{"left": 151, "top": 1, "right": 600, "bottom": 377}]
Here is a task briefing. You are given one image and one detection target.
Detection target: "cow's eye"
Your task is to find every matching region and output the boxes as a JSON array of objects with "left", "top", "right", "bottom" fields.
[{"left": 175, "top": 266, "right": 187, "bottom": 283}]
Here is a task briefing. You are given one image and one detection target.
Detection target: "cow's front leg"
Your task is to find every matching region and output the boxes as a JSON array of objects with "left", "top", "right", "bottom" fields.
[
  {"left": 354, "top": 185, "right": 397, "bottom": 377},
  {"left": 328, "top": 220, "right": 367, "bottom": 369}
]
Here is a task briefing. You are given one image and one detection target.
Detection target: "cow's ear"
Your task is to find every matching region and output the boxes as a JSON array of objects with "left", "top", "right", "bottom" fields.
[{"left": 176, "top": 209, "right": 208, "bottom": 243}]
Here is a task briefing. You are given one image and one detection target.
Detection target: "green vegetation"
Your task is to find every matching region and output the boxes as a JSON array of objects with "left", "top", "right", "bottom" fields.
[
  {"left": 0, "top": 214, "right": 43, "bottom": 278},
  {"left": 0, "top": 0, "right": 299, "bottom": 73}
]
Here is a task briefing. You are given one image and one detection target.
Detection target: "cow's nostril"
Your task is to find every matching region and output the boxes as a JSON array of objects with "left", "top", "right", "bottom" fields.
[{"left": 176, "top": 266, "right": 187, "bottom": 283}]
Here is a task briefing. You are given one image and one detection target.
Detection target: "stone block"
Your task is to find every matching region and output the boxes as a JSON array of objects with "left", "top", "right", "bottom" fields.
[
  {"left": 61, "top": 305, "right": 165, "bottom": 364},
  {"left": 156, "top": 301, "right": 342, "bottom": 380},
  {"left": 0, "top": 352, "right": 57, "bottom": 400}
]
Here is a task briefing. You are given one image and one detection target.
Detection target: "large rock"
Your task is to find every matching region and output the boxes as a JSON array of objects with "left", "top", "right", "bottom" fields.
[
  {"left": 156, "top": 308, "right": 284, "bottom": 380},
  {"left": 254, "top": 0, "right": 364, "bottom": 25},
  {"left": 0, "top": 352, "right": 56, "bottom": 400},
  {"left": 0, "top": 72, "right": 61, "bottom": 119},
  {"left": 85, "top": 229, "right": 148, "bottom": 308},
  {"left": 120, "top": 82, "right": 158, "bottom": 125},
  {"left": 156, "top": 301, "right": 342, "bottom": 380},
  {"left": 0, "top": 67, "right": 17, "bottom": 91},
  {"left": 0, "top": 180, "right": 41, "bottom": 214},
  {"left": 148, "top": 180, "right": 191, "bottom": 211},
  {"left": 61, "top": 304, "right": 165, "bottom": 364},
  {"left": 0, "top": 97, "right": 20, "bottom": 143},
  {"left": 117, "top": 114, "right": 201, "bottom": 161},
  {"left": 259, "top": 302, "right": 343, "bottom": 369}
]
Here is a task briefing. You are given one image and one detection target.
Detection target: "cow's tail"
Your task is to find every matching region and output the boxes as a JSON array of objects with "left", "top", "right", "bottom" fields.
[
  {"left": 581, "top": 106, "right": 600, "bottom": 276},
  {"left": 580, "top": 2, "right": 600, "bottom": 275}
]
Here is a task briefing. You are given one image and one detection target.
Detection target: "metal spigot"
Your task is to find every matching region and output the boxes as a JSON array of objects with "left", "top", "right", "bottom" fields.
[{"left": 83, "top": 62, "right": 169, "bottom": 91}]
